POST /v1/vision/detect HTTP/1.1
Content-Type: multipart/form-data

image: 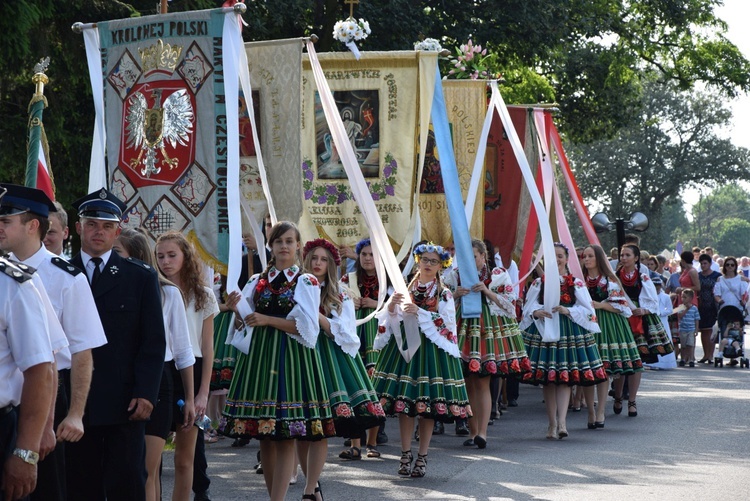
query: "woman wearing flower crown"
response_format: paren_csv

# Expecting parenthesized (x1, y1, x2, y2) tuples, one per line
(443, 239, 530, 449)
(520, 242, 607, 440)
(580, 244, 644, 429)
(372, 242, 470, 478)
(339, 237, 393, 458)
(614, 243, 673, 418)
(297, 238, 385, 497)
(223, 221, 334, 501)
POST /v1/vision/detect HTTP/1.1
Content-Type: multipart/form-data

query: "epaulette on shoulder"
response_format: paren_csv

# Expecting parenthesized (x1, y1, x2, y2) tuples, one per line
(51, 257, 83, 276)
(0, 257, 35, 283)
(125, 256, 154, 271)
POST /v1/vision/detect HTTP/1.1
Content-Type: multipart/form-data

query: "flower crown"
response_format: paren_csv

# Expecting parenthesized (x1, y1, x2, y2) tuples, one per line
(554, 242, 569, 254)
(303, 238, 341, 266)
(355, 238, 371, 255)
(413, 242, 452, 269)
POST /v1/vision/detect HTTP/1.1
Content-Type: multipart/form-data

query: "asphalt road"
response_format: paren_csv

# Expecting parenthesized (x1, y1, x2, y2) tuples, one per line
(162, 350, 750, 500)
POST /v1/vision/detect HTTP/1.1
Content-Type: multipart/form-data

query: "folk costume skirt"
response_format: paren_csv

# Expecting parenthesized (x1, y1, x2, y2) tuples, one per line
(595, 309, 644, 375)
(372, 331, 471, 423)
(222, 325, 335, 441)
(521, 315, 607, 386)
(317, 333, 386, 438)
(629, 300, 674, 364)
(211, 311, 238, 391)
(456, 301, 531, 378)
(356, 307, 380, 370)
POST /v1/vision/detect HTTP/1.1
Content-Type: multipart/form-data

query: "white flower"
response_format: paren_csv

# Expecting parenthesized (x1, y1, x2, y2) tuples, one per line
(333, 17, 372, 43)
(414, 38, 442, 52)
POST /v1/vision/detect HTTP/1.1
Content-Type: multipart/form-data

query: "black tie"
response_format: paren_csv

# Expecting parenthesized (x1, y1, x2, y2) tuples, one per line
(90, 257, 103, 286)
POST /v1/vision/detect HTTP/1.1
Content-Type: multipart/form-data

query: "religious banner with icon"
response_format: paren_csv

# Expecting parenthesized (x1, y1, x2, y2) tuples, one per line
(298, 50, 436, 249)
(419, 79, 486, 246)
(84, 9, 240, 272)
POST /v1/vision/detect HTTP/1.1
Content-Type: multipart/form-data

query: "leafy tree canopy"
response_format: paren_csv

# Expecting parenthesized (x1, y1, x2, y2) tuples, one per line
(0, 0, 748, 206)
(567, 78, 750, 252)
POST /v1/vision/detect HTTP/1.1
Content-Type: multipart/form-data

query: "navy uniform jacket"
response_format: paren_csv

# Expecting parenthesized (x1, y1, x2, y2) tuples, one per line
(71, 251, 165, 426)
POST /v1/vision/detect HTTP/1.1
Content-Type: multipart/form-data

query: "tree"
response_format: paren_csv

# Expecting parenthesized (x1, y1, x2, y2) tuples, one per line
(568, 78, 750, 251)
(715, 218, 750, 258)
(673, 184, 750, 252)
(1, 0, 749, 204)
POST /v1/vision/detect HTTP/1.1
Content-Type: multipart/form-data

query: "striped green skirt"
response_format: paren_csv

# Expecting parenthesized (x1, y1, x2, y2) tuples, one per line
(456, 301, 531, 378)
(211, 311, 238, 391)
(372, 331, 471, 423)
(521, 315, 607, 386)
(356, 307, 380, 369)
(595, 309, 644, 375)
(629, 299, 675, 363)
(221, 326, 335, 441)
(317, 333, 386, 437)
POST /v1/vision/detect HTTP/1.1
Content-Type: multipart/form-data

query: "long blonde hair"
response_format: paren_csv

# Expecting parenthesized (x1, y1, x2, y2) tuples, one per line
(302, 245, 342, 316)
(155, 231, 209, 311)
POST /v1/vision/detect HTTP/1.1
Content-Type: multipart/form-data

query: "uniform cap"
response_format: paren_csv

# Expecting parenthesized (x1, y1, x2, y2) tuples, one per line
(0, 183, 57, 218)
(72, 188, 126, 222)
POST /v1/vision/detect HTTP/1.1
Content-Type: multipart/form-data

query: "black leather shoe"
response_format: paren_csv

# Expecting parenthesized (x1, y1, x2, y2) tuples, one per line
(433, 421, 444, 435)
(376, 430, 388, 444)
(455, 420, 469, 436)
(508, 399, 518, 407)
(194, 490, 212, 501)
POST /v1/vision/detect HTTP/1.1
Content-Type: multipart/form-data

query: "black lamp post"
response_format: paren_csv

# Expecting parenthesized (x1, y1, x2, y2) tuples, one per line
(591, 212, 650, 254)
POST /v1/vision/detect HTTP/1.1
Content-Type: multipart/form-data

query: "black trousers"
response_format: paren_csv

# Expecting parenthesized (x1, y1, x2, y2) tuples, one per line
(65, 421, 147, 501)
(0, 406, 26, 501)
(191, 358, 210, 494)
(31, 370, 69, 501)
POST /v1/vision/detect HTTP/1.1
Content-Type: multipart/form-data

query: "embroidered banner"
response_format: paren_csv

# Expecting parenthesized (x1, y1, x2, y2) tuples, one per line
(419, 79, 485, 245)
(483, 106, 537, 265)
(298, 51, 434, 249)
(244, 39, 303, 223)
(89, 9, 238, 272)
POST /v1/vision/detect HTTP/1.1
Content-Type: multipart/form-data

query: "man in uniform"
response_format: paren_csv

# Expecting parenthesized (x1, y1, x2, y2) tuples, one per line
(42, 201, 69, 257)
(0, 184, 108, 501)
(65, 188, 165, 501)
(0, 186, 56, 500)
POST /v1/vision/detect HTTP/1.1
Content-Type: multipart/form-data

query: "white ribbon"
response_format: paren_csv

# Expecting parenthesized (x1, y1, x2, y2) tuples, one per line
(306, 42, 421, 361)
(489, 82, 559, 314)
(345, 41, 361, 60)
(82, 28, 107, 191)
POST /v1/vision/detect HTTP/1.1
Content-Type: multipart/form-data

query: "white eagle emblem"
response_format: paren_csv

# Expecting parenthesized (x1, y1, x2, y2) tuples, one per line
(125, 88, 194, 177)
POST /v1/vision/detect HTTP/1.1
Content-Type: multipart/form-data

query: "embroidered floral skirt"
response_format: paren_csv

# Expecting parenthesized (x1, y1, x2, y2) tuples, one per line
(317, 334, 386, 438)
(372, 331, 471, 423)
(456, 302, 531, 378)
(211, 311, 238, 391)
(356, 307, 380, 369)
(629, 301, 674, 364)
(595, 309, 644, 375)
(521, 315, 607, 386)
(221, 326, 335, 441)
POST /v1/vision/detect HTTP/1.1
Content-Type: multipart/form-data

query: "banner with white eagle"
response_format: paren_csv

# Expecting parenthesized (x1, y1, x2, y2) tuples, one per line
(83, 8, 245, 273)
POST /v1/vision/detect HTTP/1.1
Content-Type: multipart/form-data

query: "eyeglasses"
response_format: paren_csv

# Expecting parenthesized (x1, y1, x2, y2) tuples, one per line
(420, 258, 441, 266)
(726, 263, 736, 267)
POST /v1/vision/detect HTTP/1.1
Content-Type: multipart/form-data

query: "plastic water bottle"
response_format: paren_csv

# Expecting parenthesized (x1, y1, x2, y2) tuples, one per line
(177, 399, 212, 430)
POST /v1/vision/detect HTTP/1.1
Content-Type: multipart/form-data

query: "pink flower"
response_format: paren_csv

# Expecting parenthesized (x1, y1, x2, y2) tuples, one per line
(450, 404, 461, 416)
(416, 401, 427, 413)
(394, 400, 406, 413)
(335, 404, 352, 417)
(486, 361, 497, 374)
(435, 402, 447, 414)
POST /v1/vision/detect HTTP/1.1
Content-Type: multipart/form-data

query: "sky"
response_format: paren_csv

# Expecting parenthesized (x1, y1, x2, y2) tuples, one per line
(716, 0, 750, 150)
(682, 0, 750, 209)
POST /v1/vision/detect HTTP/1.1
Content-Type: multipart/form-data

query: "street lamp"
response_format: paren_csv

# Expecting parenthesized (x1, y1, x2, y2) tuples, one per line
(591, 212, 650, 252)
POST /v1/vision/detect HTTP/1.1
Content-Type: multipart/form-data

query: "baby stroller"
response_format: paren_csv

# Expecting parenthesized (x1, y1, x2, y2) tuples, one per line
(714, 305, 748, 368)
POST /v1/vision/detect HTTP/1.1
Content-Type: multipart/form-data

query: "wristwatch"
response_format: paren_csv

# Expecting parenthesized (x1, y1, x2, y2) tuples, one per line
(12, 448, 39, 465)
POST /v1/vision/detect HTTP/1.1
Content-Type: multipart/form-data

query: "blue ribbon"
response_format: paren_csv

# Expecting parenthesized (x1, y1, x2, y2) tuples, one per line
(430, 66, 480, 318)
